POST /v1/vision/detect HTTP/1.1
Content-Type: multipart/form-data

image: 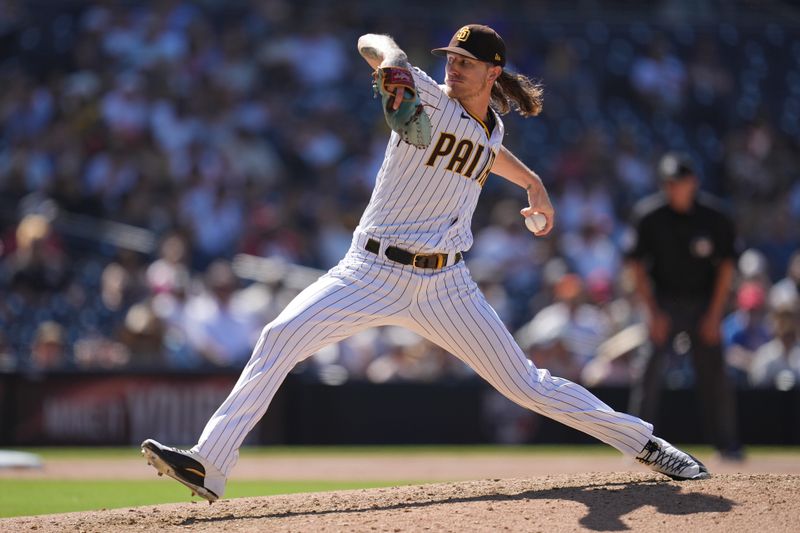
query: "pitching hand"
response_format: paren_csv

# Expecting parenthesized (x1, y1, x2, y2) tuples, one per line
(520, 184, 555, 236)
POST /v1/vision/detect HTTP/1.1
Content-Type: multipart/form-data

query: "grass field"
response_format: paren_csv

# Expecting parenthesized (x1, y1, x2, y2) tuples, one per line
(2, 445, 798, 518)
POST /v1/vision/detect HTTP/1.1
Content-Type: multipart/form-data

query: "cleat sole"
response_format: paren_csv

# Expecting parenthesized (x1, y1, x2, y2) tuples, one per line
(141, 445, 218, 503)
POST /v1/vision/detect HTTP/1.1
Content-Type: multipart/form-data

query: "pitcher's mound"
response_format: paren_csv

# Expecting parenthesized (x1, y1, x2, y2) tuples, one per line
(4, 473, 798, 532)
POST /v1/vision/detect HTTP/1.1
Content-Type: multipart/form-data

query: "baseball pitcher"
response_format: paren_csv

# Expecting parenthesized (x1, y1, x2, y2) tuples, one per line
(142, 24, 710, 502)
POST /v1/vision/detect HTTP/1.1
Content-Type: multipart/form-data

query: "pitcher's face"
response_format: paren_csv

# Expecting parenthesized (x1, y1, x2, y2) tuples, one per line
(444, 53, 499, 100)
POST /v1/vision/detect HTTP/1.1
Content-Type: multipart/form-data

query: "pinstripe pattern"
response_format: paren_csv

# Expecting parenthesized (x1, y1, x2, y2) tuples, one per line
(195, 244, 652, 477)
(188, 63, 654, 482)
(407, 265, 652, 456)
(195, 249, 418, 475)
(358, 66, 503, 255)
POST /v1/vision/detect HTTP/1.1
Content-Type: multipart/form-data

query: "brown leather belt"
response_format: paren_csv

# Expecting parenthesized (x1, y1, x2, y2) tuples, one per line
(365, 238, 462, 269)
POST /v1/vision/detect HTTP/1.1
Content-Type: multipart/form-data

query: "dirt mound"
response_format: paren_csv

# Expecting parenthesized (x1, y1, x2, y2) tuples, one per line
(4, 473, 798, 532)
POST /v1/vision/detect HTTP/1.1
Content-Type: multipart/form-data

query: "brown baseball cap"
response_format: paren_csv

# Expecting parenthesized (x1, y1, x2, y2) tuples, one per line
(432, 24, 506, 67)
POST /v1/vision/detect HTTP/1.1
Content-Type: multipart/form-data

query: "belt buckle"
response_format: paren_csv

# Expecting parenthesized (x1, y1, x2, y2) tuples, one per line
(412, 253, 444, 269)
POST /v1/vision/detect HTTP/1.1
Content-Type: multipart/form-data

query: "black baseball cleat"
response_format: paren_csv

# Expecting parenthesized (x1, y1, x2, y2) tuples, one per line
(141, 439, 225, 503)
(636, 437, 711, 481)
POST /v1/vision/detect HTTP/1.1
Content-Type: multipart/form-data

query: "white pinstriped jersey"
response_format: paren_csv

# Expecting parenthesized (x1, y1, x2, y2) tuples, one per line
(356, 65, 505, 254)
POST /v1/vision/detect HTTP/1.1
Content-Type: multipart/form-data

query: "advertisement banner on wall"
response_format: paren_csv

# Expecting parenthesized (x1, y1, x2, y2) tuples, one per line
(4, 374, 238, 445)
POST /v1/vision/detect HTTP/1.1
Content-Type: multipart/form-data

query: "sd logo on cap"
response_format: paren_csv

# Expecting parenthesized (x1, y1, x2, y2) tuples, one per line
(432, 24, 506, 67)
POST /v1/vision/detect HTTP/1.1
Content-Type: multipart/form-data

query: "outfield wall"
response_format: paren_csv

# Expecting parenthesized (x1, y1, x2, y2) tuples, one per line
(1, 373, 798, 446)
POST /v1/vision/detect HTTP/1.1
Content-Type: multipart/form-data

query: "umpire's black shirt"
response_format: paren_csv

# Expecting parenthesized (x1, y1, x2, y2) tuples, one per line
(628, 192, 737, 305)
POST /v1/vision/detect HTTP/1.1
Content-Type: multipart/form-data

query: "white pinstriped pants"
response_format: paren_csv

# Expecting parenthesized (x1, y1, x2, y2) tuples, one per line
(195, 233, 653, 477)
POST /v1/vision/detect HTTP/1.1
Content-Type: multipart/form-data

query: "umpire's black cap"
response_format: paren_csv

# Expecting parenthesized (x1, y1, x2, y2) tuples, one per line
(657, 152, 696, 182)
(432, 24, 506, 67)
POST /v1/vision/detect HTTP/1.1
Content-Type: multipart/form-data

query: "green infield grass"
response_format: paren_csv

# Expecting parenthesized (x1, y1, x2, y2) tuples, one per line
(0, 479, 416, 518)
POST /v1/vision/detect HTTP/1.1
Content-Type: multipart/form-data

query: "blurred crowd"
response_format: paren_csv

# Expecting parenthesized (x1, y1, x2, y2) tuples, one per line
(1, 0, 799, 390)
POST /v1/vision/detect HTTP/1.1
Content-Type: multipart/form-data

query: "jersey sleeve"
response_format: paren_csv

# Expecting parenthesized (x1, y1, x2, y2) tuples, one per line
(409, 66, 444, 108)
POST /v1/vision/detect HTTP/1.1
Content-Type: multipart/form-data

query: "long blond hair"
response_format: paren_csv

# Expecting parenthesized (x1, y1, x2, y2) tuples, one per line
(491, 70, 544, 117)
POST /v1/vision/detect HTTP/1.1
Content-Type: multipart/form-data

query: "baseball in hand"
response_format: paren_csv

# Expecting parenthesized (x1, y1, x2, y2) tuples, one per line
(525, 213, 547, 233)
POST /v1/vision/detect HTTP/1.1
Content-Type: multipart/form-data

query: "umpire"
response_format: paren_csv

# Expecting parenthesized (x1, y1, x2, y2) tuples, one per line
(627, 152, 742, 459)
